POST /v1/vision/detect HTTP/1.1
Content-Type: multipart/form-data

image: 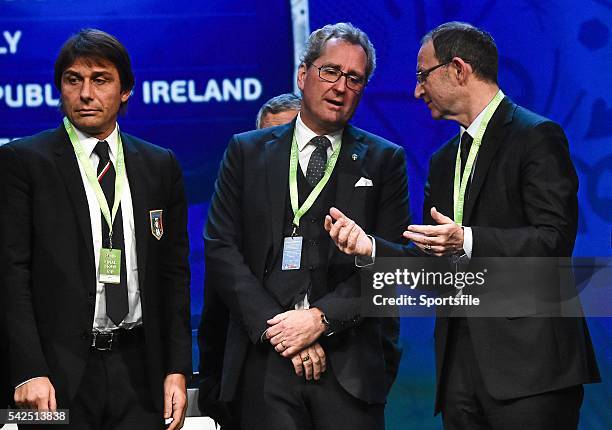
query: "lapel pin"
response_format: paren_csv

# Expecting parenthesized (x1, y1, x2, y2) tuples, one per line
(351, 154, 358, 161)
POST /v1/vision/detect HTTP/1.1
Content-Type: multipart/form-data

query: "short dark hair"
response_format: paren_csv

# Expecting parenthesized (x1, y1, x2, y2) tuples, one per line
(301, 22, 376, 82)
(256, 93, 301, 129)
(54, 29, 134, 111)
(422, 22, 498, 84)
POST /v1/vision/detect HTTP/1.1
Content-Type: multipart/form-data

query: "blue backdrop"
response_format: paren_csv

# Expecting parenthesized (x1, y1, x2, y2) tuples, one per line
(1, 1, 610, 428)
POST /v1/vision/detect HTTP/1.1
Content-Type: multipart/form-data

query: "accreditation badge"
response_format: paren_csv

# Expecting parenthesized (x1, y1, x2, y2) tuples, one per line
(149, 209, 164, 240)
(281, 236, 303, 270)
(99, 248, 121, 284)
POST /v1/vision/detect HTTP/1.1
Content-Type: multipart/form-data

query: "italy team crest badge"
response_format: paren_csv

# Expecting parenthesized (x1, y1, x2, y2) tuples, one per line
(149, 209, 164, 240)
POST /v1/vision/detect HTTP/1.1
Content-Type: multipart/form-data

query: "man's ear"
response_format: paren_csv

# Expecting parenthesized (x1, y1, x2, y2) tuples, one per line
(451, 57, 472, 85)
(297, 63, 307, 92)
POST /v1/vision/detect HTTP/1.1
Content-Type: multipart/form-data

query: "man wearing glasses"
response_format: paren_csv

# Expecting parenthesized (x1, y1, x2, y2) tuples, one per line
(202, 22, 409, 429)
(326, 21, 600, 430)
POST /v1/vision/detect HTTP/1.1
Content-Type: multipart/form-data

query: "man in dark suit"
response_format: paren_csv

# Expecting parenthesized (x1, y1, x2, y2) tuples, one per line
(0, 29, 191, 429)
(201, 22, 409, 429)
(198, 93, 301, 430)
(326, 21, 600, 430)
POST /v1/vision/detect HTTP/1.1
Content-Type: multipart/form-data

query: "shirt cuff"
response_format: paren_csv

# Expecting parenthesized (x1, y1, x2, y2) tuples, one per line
(355, 235, 376, 267)
(16, 376, 45, 389)
(462, 227, 473, 258)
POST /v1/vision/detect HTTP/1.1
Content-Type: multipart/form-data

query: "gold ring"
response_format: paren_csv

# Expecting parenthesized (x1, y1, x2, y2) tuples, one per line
(302, 355, 311, 362)
(281, 340, 286, 348)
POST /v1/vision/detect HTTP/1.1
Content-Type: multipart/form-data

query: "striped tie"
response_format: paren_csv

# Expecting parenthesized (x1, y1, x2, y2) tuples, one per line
(93, 141, 128, 326)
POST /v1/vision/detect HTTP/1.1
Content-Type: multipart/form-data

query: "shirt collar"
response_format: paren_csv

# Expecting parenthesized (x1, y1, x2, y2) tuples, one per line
(460, 89, 505, 139)
(295, 112, 342, 152)
(73, 123, 120, 159)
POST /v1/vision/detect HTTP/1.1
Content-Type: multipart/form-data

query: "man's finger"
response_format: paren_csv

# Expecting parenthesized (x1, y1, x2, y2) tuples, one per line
(266, 312, 287, 325)
(406, 224, 436, 235)
(168, 395, 186, 430)
(302, 356, 313, 380)
(310, 350, 322, 380)
(430, 207, 453, 225)
(48, 387, 57, 411)
(164, 389, 173, 419)
(269, 332, 285, 346)
(324, 215, 333, 232)
(347, 225, 361, 252)
(265, 324, 283, 339)
(329, 207, 346, 221)
(282, 344, 302, 358)
(337, 220, 355, 246)
(35, 395, 48, 411)
(291, 355, 304, 376)
(313, 343, 326, 371)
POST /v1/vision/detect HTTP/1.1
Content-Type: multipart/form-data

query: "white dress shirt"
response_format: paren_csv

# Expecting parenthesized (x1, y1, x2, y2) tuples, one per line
(73, 124, 142, 331)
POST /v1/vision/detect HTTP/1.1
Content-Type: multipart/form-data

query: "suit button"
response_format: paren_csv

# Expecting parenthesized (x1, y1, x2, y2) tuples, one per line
(81, 331, 89, 340)
(88, 292, 95, 300)
(310, 218, 316, 223)
(309, 265, 315, 270)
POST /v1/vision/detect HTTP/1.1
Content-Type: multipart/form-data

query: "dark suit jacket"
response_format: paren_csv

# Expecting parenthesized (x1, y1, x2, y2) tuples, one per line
(0, 125, 192, 411)
(201, 120, 409, 405)
(381, 97, 600, 412)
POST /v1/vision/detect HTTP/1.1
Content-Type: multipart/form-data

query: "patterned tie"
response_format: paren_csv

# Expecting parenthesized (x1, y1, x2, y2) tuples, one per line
(93, 141, 128, 326)
(305, 136, 332, 187)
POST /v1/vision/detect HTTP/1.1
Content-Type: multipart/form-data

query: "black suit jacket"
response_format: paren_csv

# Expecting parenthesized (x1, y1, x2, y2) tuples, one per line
(0, 125, 192, 411)
(201, 121, 409, 405)
(383, 97, 600, 412)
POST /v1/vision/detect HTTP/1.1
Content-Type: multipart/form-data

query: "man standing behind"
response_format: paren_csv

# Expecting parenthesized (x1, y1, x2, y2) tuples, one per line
(0, 29, 191, 429)
(203, 22, 409, 429)
(326, 22, 600, 430)
(255, 93, 301, 129)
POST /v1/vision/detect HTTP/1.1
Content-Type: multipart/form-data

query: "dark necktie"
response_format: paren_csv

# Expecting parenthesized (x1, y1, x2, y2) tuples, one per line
(93, 141, 128, 326)
(460, 132, 473, 175)
(305, 136, 332, 187)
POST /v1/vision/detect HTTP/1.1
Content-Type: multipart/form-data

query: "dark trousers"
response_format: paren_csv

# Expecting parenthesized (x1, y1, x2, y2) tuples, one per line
(20, 329, 162, 430)
(236, 343, 385, 430)
(440, 318, 584, 430)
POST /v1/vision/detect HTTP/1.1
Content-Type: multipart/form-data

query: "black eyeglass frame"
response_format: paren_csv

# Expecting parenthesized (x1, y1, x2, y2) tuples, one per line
(311, 63, 366, 92)
(416, 61, 451, 84)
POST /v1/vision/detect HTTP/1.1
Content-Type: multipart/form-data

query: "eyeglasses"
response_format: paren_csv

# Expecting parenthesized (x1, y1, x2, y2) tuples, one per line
(416, 61, 450, 84)
(311, 63, 366, 92)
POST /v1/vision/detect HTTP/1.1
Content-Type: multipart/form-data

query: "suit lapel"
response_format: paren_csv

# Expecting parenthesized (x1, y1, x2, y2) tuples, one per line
(53, 126, 95, 269)
(121, 133, 150, 293)
(265, 122, 294, 264)
(463, 98, 516, 224)
(334, 125, 368, 220)
(329, 125, 368, 258)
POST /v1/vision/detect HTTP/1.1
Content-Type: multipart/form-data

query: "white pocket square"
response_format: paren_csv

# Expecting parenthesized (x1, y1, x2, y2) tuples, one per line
(355, 177, 373, 187)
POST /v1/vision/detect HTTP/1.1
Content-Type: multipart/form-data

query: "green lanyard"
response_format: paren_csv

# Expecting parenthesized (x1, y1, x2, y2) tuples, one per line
(453, 91, 504, 225)
(289, 133, 341, 230)
(63, 117, 126, 247)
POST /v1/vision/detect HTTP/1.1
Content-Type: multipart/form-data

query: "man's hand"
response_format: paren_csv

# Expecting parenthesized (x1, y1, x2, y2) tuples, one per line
(290, 342, 327, 381)
(403, 207, 464, 256)
(324, 207, 372, 256)
(163, 373, 187, 430)
(266, 308, 325, 357)
(14, 377, 56, 410)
